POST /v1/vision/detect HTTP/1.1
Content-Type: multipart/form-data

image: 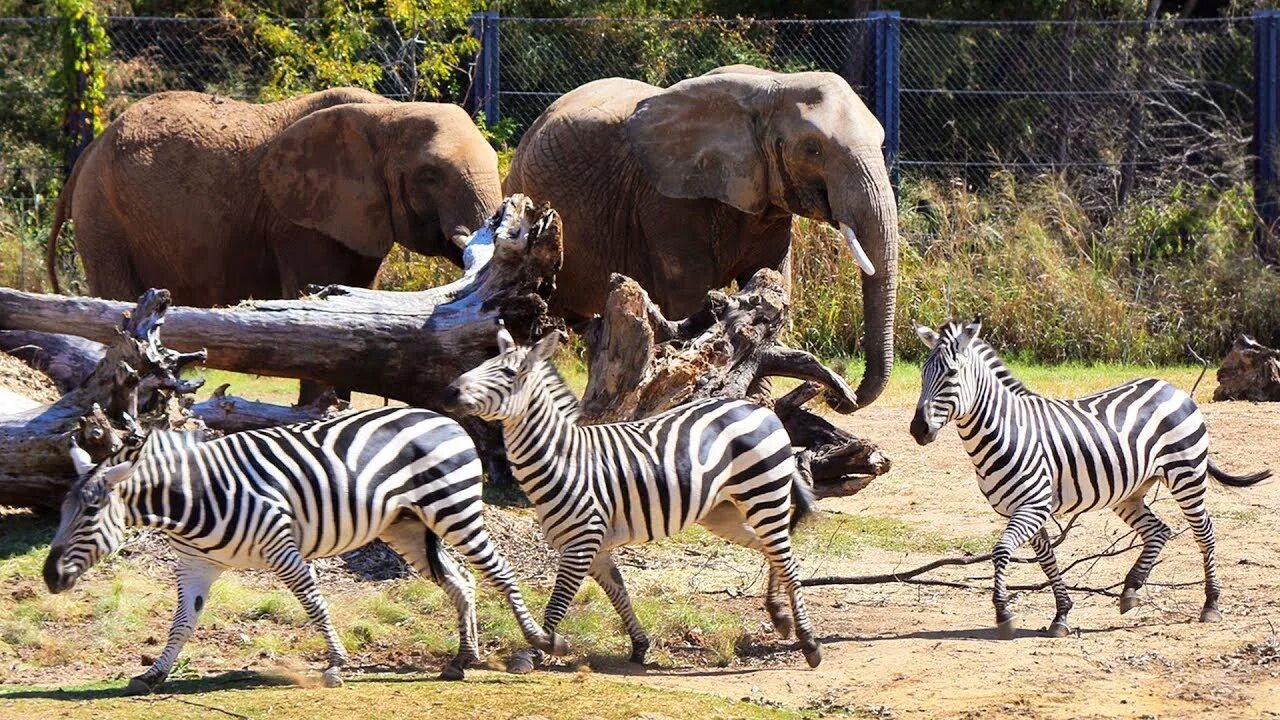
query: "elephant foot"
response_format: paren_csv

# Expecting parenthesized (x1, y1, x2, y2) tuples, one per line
(506, 650, 538, 675)
(321, 667, 344, 688)
(996, 617, 1017, 640)
(801, 640, 823, 668)
(1200, 606, 1223, 623)
(124, 675, 157, 696)
(1046, 620, 1071, 638)
(1119, 588, 1140, 615)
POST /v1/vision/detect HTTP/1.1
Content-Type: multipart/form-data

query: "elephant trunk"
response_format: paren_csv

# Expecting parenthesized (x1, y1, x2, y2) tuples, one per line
(835, 155, 899, 409)
(439, 171, 503, 266)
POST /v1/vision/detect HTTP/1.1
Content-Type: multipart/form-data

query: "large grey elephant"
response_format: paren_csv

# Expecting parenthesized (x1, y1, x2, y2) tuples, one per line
(47, 88, 500, 306)
(505, 65, 899, 408)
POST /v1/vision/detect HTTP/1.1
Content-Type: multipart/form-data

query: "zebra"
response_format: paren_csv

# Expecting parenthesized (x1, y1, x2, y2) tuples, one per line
(442, 326, 823, 670)
(43, 407, 567, 694)
(910, 318, 1271, 639)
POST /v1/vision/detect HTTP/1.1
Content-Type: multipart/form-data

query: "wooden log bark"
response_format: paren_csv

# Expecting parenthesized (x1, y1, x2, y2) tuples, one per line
(0, 196, 561, 505)
(0, 290, 207, 508)
(1214, 334, 1280, 402)
(188, 384, 348, 434)
(0, 196, 562, 408)
(580, 271, 890, 499)
(0, 330, 105, 393)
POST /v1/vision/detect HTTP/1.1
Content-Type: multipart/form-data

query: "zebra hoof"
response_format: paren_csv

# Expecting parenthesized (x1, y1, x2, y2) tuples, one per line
(629, 640, 650, 665)
(506, 651, 537, 675)
(321, 668, 344, 688)
(123, 677, 154, 696)
(1200, 607, 1223, 623)
(1119, 589, 1140, 615)
(996, 618, 1016, 640)
(1046, 621, 1071, 638)
(802, 641, 823, 668)
(547, 633, 570, 657)
(438, 663, 466, 681)
(772, 615, 795, 640)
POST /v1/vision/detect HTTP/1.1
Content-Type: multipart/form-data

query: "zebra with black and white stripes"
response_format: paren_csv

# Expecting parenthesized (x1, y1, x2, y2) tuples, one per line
(43, 407, 566, 694)
(910, 318, 1271, 638)
(443, 327, 823, 669)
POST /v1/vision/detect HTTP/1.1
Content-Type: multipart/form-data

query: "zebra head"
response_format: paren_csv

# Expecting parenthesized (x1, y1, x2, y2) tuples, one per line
(911, 318, 983, 445)
(44, 438, 137, 594)
(443, 325, 567, 421)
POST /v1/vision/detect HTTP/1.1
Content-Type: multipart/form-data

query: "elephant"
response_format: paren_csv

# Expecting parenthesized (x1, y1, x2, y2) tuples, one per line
(504, 65, 899, 408)
(46, 88, 501, 307)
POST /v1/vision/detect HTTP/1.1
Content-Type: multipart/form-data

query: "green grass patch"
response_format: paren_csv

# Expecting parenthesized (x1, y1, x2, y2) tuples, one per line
(0, 672, 798, 720)
(797, 513, 996, 557)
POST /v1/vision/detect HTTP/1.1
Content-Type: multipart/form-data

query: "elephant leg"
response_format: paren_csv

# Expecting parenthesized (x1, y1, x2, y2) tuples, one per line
(73, 207, 145, 301)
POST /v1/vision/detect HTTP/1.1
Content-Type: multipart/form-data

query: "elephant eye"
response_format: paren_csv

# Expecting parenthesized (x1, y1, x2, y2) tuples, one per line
(802, 139, 821, 157)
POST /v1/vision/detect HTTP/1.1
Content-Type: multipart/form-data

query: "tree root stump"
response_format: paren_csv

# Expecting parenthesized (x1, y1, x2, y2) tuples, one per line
(580, 270, 889, 499)
(1214, 334, 1280, 402)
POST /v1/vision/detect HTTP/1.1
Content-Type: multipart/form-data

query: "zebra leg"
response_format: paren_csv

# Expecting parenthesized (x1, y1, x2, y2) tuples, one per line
(1028, 528, 1072, 637)
(1112, 496, 1172, 615)
(126, 557, 222, 695)
(588, 553, 649, 664)
(991, 507, 1051, 640)
(1169, 472, 1223, 622)
(742, 502, 821, 668)
(698, 502, 792, 638)
(270, 550, 348, 688)
(507, 540, 599, 675)
(380, 520, 480, 681)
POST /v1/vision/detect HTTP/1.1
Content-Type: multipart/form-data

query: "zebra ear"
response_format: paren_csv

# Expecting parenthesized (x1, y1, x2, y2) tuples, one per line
(914, 324, 940, 349)
(957, 318, 982, 350)
(100, 460, 135, 490)
(496, 322, 516, 353)
(68, 438, 95, 477)
(521, 330, 565, 373)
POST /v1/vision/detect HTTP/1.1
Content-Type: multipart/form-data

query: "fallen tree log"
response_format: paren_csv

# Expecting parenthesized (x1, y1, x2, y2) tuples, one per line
(580, 271, 890, 499)
(1214, 334, 1280, 402)
(189, 384, 347, 434)
(0, 330, 104, 393)
(0, 196, 562, 504)
(0, 290, 207, 507)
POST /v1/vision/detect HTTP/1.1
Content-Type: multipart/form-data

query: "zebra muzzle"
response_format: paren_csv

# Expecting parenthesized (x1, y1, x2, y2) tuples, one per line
(42, 545, 77, 594)
(909, 412, 938, 445)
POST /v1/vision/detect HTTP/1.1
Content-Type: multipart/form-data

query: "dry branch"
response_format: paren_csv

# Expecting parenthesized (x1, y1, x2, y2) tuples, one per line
(579, 270, 890, 499)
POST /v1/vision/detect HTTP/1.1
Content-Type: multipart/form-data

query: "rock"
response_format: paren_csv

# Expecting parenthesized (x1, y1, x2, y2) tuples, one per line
(1214, 334, 1280, 402)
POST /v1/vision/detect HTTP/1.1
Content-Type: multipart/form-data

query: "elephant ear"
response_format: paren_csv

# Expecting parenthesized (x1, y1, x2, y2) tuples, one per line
(623, 72, 771, 215)
(259, 104, 394, 258)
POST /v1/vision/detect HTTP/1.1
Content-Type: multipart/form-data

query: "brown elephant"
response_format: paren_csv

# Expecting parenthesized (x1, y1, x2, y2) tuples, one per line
(46, 88, 500, 306)
(505, 65, 899, 408)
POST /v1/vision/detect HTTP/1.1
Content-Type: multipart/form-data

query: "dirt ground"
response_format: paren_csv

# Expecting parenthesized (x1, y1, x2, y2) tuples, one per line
(619, 401, 1280, 719)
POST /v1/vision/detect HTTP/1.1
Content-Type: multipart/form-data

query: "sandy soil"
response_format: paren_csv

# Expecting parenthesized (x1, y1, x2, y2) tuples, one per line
(621, 401, 1280, 719)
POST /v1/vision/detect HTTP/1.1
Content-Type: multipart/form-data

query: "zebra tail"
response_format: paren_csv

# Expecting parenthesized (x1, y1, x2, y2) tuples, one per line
(789, 472, 817, 531)
(1207, 460, 1272, 488)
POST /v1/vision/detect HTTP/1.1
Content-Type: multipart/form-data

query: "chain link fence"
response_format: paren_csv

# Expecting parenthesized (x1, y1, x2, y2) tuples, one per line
(0, 14, 1265, 291)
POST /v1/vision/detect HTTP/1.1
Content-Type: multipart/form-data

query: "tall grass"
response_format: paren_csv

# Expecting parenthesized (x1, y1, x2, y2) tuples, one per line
(791, 175, 1280, 364)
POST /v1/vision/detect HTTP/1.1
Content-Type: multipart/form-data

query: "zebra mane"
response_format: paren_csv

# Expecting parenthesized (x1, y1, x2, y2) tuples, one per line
(938, 321, 1035, 397)
(533, 359, 583, 424)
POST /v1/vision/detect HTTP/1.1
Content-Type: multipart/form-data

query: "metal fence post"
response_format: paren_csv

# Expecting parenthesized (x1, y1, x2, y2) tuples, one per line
(866, 10, 901, 192)
(63, 15, 95, 176)
(1255, 10, 1280, 246)
(467, 11, 500, 123)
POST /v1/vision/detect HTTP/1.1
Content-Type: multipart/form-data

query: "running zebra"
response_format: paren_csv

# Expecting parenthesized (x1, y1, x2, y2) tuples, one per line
(443, 327, 822, 669)
(43, 408, 566, 694)
(910, 318, 1271, 638)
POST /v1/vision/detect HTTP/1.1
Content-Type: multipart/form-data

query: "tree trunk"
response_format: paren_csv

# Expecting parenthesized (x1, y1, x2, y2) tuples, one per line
(0, 196, 563, 506)
(0, 330, 104, 393)
(580, 270, 890, 500)
(1213, 334, 1280, 402)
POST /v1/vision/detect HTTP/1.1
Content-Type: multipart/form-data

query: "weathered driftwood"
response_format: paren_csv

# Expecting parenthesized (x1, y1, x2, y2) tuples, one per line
(0, 330, 105, 393)
(1214, 334, 1280, 402)
(580, 271, 890, 499)
(0, 197, 561, 502)
(0, 290, 207, 507)
(0, 196, 561, 408)
(188, 384, 348, 434)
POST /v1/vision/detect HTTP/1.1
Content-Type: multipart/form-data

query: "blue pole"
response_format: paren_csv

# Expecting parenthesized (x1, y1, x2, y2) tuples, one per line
(1255, 10, 1279, 240)
(484, 10, 501, 123)
(867, 11, 901, 193)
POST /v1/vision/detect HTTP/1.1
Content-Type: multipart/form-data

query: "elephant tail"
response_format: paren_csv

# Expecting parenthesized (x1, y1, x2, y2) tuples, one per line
(46, 161, 80, 295)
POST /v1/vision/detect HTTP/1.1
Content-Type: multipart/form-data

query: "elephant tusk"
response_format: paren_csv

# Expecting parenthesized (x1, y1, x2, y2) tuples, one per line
(839, 223, 876, 276)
